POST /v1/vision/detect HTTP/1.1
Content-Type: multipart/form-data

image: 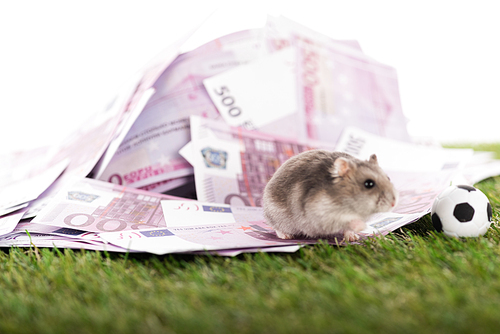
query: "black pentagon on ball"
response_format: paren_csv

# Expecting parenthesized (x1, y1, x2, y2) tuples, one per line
(457, 185, 477, 192)
(453, 202, 475, 222)
(432, 213, 443, 232)
(487, 202, 493, 222)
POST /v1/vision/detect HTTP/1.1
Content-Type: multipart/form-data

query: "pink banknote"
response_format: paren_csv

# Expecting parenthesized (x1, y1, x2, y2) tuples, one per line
(98, 29, 264, 188)
(266, 16, 410, 143)
(184, 115, 336, 207)
(32, 178, 182, 233)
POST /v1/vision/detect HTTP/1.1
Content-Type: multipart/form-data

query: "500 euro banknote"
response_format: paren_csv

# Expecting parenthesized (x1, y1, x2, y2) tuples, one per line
(181, 115, 336, 207)
(32, 178, 181, 233)
(97, 29, 265, 189)
(203, 16, 409, 148)
(265, 16, 410, 144)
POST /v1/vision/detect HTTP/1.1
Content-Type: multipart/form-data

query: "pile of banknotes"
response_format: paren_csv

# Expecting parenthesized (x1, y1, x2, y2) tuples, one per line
(1, 16, 499, 256)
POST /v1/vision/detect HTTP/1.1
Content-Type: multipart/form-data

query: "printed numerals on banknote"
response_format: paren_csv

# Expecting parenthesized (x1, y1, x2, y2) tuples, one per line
(32, 178, 180, 233)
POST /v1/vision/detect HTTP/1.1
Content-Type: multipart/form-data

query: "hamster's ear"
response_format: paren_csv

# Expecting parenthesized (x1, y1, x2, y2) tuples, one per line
(368, 154, 378, 165)
(331, 157, 351, 178)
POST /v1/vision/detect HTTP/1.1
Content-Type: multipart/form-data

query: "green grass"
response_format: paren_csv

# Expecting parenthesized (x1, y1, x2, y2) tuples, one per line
(2, 146, 500, 333)
(444, 142, 500, 159)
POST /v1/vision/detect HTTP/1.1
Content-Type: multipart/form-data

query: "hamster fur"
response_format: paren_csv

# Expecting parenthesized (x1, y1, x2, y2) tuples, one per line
(262, 150, 398, 242)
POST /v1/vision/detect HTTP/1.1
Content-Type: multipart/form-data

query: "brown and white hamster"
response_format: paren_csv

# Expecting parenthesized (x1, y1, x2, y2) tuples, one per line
(262, 150, 398, 242)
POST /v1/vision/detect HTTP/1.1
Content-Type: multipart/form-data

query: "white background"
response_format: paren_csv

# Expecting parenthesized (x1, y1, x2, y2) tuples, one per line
(1, 0, 499, 154)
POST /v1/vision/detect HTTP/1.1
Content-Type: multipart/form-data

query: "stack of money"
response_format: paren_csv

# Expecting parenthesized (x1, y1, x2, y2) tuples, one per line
(1, 16, 499, 256)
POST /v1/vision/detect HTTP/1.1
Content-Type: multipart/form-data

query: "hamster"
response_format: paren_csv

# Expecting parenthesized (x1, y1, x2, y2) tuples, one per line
(262, 150, 398, 242)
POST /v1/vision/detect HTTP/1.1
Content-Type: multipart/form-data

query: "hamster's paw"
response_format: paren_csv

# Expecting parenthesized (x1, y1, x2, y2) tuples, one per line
(275, 229, 295, 239)
(343, 230, 360, 242)
(349, 219, 367, 232)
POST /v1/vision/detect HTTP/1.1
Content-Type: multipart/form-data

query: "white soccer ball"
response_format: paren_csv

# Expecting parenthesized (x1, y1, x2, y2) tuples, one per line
(431, 185, 493, 238)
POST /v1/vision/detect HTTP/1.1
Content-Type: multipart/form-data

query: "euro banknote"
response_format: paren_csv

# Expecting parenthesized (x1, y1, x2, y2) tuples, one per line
(0, 146, 55, 187)
(0, 232, 131, 252)
(0, 158, 68, 213)
(263, 15, 363, 54)
(32, 178, 181, 233)
(97, 199, 430, 256)
(182, 115, 336, 206)
(294, 35, 409, 143)
(203, 47, 305, 139)
(265, 16, 410, 143)
(0, 100, 124, 215)
(91, 22, 203, 181)
(0, 210, 27, 237)
(161, 199, 265, 227)
(203, 16, 409, 146)
(97, 29, 265, 189)
(21, 102, 133, 218)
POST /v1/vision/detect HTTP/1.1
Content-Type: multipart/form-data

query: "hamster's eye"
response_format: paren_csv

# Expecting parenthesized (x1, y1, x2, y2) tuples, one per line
(364, 179, 375, 189)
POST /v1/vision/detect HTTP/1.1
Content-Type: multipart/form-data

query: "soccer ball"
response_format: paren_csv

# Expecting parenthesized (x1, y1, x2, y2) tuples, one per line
(431, 185, 493, 238)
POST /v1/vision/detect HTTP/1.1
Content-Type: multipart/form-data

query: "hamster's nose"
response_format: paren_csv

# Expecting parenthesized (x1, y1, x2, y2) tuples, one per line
(391, 192, 399, 208)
